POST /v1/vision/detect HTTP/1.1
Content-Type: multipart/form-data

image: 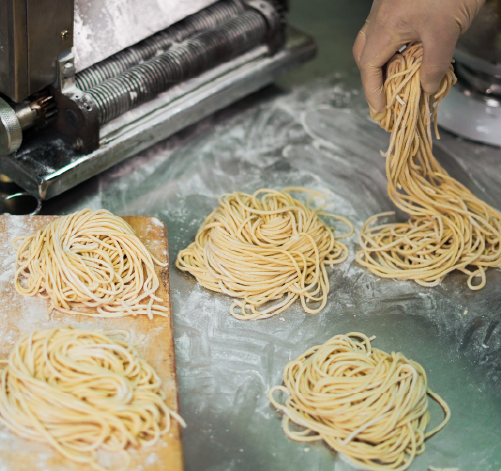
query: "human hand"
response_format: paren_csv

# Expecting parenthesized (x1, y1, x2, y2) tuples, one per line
(353, 0, 485, 116)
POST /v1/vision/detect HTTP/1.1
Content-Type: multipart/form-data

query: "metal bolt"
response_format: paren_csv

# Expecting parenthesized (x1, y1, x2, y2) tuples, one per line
(61, 30, 70, 40)
(73, 138, 84, 151)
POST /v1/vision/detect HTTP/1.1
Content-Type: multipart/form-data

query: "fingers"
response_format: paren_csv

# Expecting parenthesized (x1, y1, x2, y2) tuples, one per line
(356, 30, 406, 115)
(420, 29, 459, 95)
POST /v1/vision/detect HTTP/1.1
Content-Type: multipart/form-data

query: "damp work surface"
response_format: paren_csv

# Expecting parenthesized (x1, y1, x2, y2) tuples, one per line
(39, 2, 501, 470)
(0, 215, 183, 471)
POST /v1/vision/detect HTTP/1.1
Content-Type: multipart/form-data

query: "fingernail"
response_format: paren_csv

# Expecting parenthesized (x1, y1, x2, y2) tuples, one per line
(369, 106, 386, 122)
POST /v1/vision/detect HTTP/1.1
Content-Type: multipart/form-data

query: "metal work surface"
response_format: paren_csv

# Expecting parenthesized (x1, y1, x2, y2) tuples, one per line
(39, 1, 501, 470)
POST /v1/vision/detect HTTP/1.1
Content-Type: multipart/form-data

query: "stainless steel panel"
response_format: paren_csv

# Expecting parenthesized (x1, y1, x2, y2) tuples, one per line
(26, 0, 74, 96)
(0, 0, 73, 103)
(0, 0, 28, 102)
(74, 0, 218, 72)
(438, 85, 501, 146)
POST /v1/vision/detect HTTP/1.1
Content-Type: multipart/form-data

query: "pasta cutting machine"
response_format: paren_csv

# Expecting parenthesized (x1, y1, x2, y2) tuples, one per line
(0, 0, 316, 199)
(438, 0, 501, 146)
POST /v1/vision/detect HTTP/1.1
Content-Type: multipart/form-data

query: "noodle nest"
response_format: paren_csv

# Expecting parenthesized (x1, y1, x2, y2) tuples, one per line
(269, 332, 450, 471)
(0, 326, 185, 471)
(176, 188, 353, 319)
(14, 209, 168, 318)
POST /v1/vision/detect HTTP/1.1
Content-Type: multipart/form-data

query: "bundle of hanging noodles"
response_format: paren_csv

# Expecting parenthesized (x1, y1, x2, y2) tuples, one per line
(357, 42, 501, 289)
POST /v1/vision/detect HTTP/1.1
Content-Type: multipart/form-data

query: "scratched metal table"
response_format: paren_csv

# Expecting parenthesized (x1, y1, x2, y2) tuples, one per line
(41, 0, 501, 470)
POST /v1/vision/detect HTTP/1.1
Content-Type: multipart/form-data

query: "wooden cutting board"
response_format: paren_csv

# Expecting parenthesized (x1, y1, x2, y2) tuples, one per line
(0, 215, 183, 471)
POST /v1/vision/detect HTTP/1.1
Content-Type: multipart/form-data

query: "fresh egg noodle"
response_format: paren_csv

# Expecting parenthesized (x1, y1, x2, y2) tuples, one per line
(176, 188, 353, 319)
(0, 326, 185, 471)
(13, 209, 168, 318)
(269, 332, 450, 471)
(357, 42, 501, 289)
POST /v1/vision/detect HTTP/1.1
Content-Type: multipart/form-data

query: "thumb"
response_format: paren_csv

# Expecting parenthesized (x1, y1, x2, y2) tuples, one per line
(420, 32, 458, 95)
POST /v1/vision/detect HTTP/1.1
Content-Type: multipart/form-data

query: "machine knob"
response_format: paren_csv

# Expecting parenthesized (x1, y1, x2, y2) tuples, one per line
(0, 97, 22, 156)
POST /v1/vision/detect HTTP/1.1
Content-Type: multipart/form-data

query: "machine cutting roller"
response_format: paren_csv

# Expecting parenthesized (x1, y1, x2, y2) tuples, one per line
(75, 0, 246, 91)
